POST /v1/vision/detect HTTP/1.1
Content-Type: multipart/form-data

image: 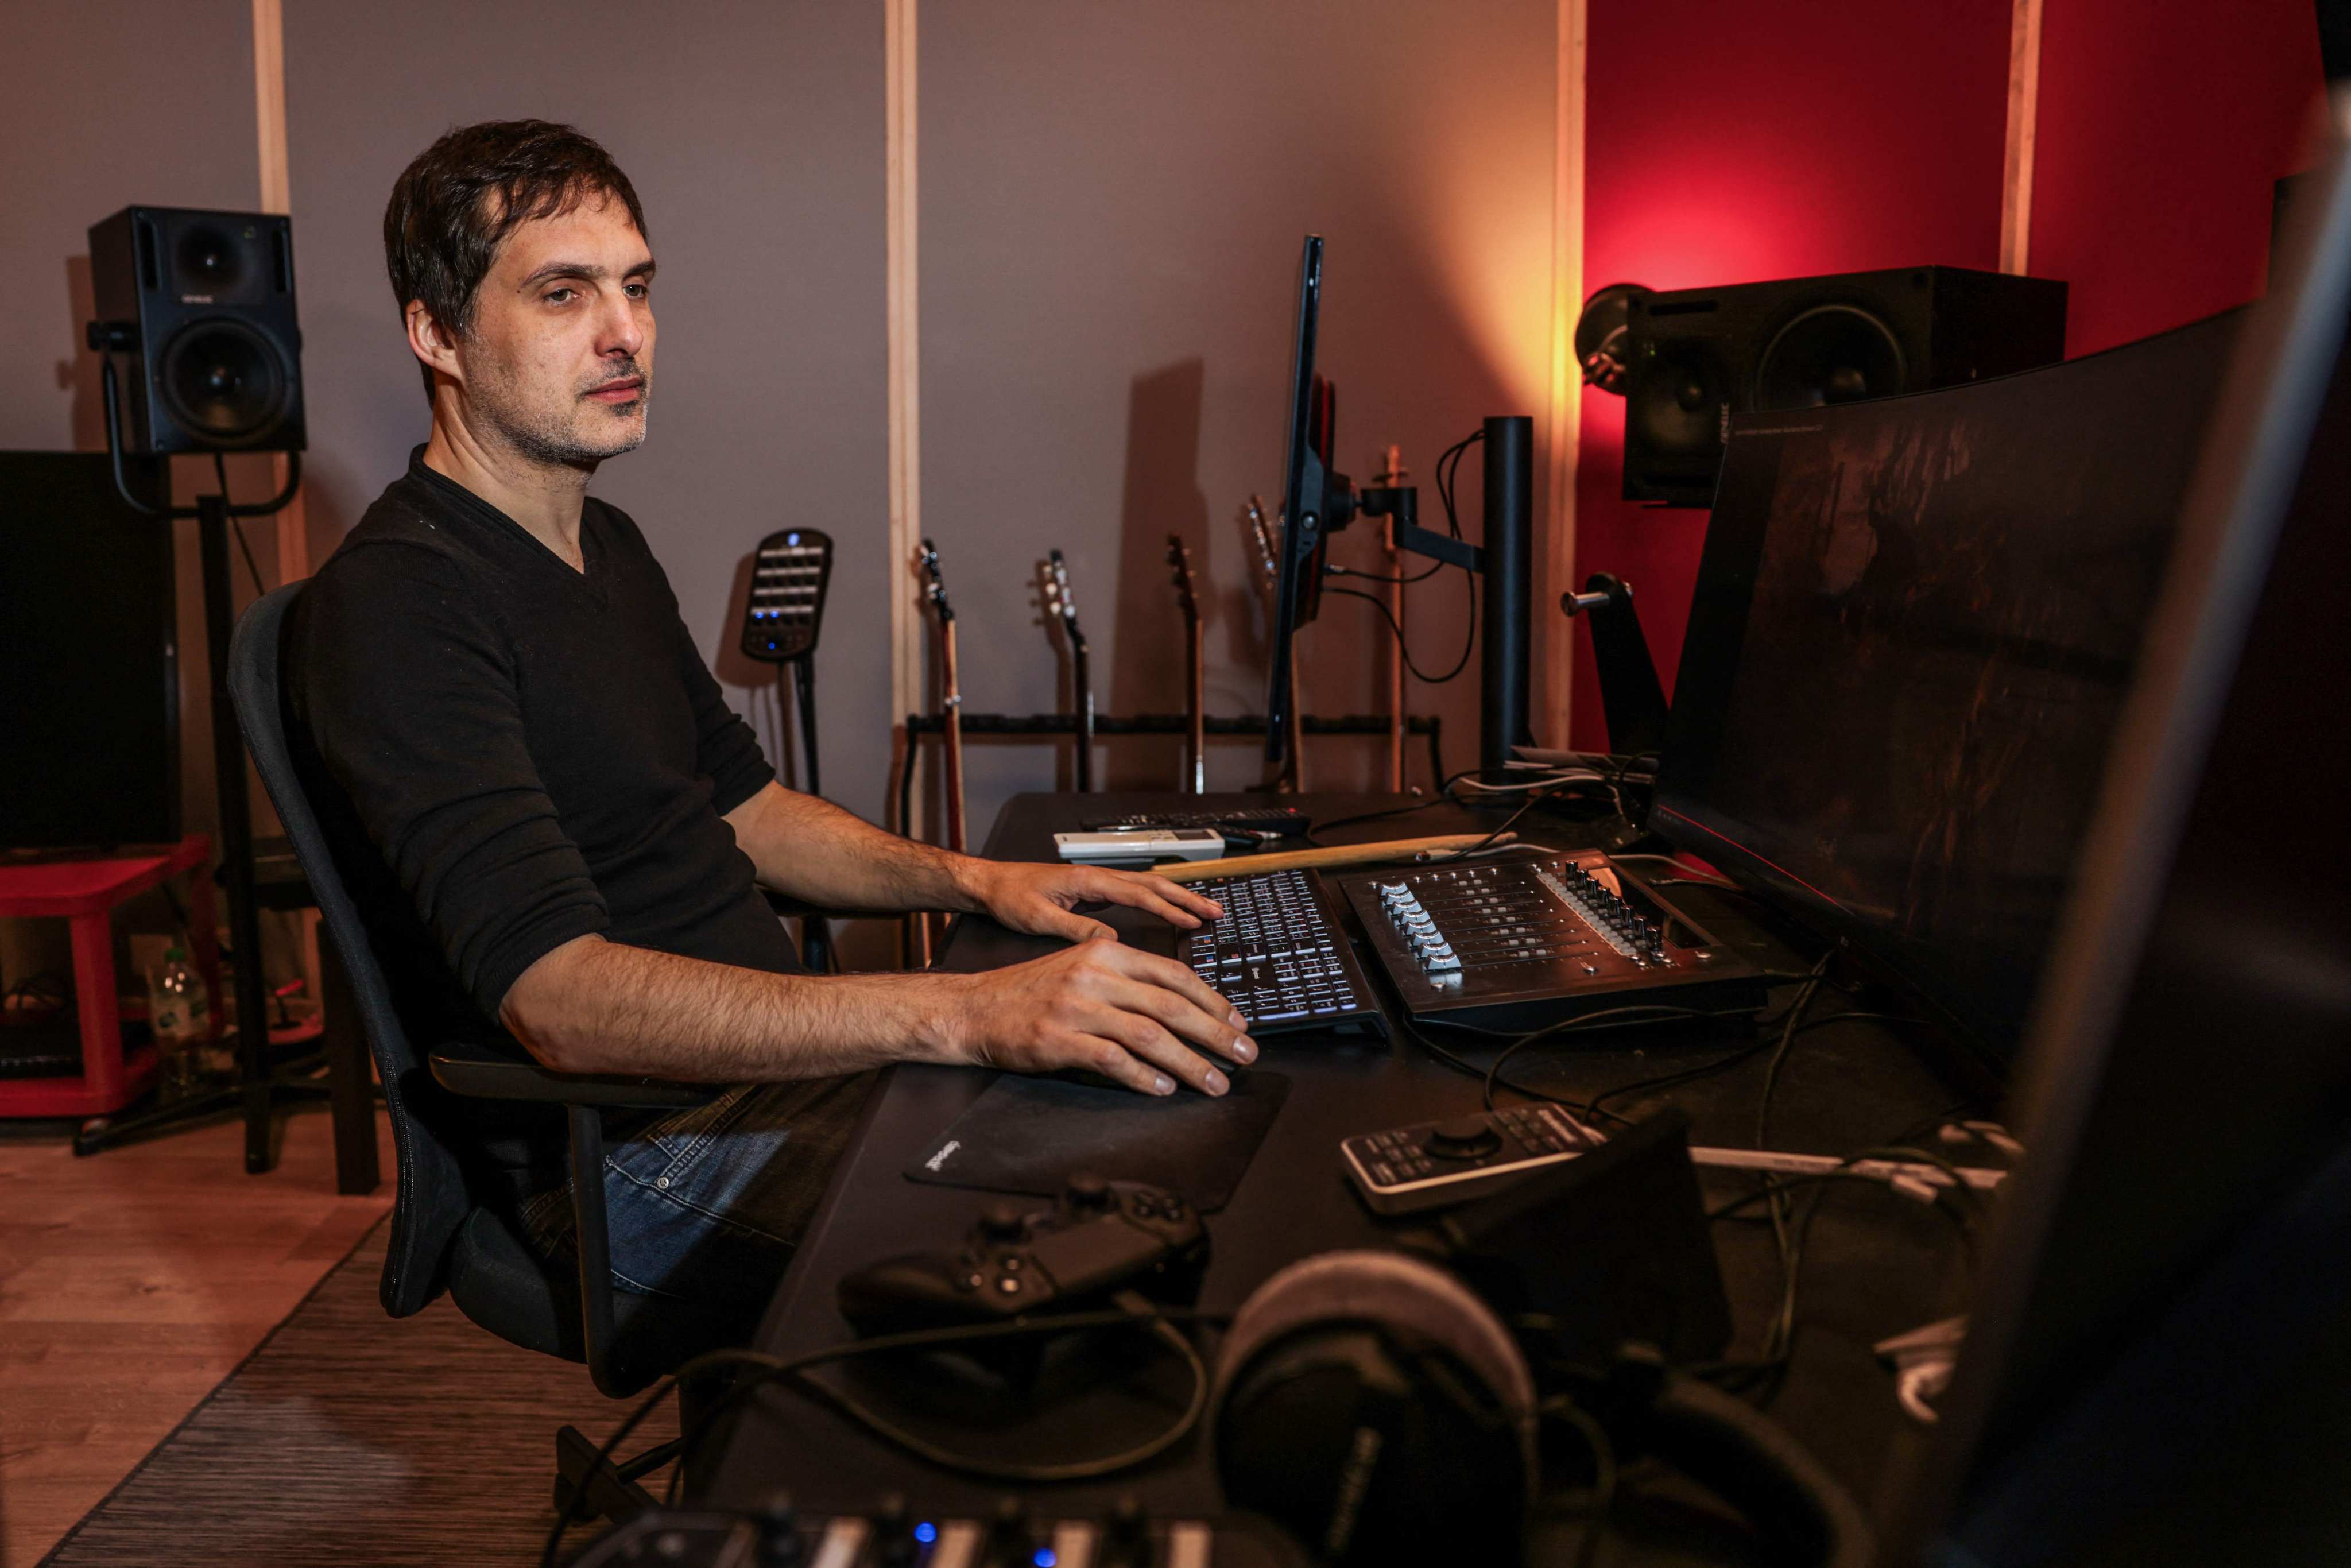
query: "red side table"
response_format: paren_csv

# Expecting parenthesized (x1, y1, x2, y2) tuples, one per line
(0, 836, 221, 1118)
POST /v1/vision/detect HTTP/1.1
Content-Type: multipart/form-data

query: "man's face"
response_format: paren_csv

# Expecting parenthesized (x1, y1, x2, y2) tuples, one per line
(446, 191, 656, 467)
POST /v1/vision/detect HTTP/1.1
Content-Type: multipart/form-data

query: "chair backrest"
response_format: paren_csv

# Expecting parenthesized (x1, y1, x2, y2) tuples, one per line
(228, 582, 471, 1318)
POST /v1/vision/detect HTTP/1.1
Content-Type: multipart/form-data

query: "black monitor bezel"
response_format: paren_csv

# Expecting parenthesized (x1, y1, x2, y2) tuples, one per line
(1264, 234, 1324, 767)
(1649, 310, 2247, 1062)
(1884, 133, 2351, 1561)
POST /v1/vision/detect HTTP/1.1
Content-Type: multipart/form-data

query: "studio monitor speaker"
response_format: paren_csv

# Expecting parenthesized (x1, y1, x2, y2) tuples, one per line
(1622, 264, 2065, 507)
(87, 206, 305, 454)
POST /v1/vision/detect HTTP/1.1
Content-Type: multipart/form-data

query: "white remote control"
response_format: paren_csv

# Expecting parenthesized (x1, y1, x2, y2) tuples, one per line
(1052, 828, 1227, 864)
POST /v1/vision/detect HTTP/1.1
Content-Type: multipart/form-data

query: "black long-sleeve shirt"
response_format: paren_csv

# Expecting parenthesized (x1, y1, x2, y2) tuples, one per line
(291, 447, 801, 1180)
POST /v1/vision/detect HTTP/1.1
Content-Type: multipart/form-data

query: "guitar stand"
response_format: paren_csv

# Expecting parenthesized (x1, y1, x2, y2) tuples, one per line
(780, 653, 833, 972)
(896, 710, 1448, 835)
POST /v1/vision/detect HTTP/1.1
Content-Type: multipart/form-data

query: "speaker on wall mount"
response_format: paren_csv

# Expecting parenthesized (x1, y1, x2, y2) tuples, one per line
(86, 206, 305, 454)
(1618, 265, 2066, 507)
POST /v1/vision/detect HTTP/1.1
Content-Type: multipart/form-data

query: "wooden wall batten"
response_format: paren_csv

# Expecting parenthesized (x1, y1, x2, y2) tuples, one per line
(886, 0, 925, 837)
(2000, 0, 2045, 275)
(251, 0, 308, 580)
(1545, 0, 1589, 744)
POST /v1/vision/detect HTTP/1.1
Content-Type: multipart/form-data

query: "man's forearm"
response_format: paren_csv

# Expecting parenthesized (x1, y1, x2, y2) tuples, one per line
(724, 783, 984, 915)
(502, 932, 969, 1079)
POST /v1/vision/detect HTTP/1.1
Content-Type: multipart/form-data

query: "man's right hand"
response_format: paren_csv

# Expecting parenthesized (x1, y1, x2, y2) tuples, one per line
(935, 938, 1257, 1096)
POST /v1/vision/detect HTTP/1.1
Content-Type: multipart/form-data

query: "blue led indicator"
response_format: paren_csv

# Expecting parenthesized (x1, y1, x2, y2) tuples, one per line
(913, 1521, 938, 1545)
(1034, 1552, 1058, 1568)
(786, 532, 800, 545)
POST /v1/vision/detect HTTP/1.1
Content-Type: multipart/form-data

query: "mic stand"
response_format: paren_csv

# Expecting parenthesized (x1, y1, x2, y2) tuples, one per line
(1338, 415, 1536, 784)
(82, 352, 329, 1174)
(788, 654, 832, 973)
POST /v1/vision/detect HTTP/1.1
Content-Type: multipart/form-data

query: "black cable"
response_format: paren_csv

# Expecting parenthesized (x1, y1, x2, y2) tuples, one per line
(1326, 586, 1476, 683)
(1581, 1009, 1931, 1123)
(1303, 764, 1610, 845)
(1326, 560, 1445, 586)
(213, 454, 270, 597)
(544, 1304, 1216, 1568)
(1480, 1002, 1763, 1114)
(1756, 954, 1835, 1156)
(1535, 1394, 1620, 1568)
(1703, 1162, 1980, 1226)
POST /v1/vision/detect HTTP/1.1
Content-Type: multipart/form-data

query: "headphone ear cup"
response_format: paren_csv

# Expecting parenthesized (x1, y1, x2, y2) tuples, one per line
(1211, 1251, 1537, 1565)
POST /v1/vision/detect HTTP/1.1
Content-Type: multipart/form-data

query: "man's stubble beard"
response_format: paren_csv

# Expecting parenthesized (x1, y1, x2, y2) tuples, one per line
(475, 355, 651, 469)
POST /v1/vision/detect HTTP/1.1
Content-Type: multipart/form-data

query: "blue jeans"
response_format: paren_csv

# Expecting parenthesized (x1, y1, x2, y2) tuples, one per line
(522, 1073, 874, 1313)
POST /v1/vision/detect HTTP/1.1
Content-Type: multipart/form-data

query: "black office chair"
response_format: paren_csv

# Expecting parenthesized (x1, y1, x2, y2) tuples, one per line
(228, 581, 753, 1523)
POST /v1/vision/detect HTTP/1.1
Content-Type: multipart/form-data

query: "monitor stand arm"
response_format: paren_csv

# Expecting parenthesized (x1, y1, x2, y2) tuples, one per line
(1323, 415, 1534, 782)
(1561, 573, 1671, 759)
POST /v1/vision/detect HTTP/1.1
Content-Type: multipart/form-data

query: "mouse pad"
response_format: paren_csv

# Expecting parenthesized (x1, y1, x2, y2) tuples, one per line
(902, 1070, 1291, 1213)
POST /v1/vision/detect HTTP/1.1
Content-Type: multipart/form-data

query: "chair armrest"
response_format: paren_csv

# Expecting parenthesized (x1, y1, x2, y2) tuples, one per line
(428, 1039, 715, 1110)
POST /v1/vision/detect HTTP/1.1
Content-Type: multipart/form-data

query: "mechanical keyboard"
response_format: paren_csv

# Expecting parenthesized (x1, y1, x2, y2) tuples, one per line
(1178, 868, 1387, 1038)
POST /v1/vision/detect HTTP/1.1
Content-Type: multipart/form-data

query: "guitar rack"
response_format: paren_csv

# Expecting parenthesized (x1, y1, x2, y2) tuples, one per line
(894, 711, 1447, 833)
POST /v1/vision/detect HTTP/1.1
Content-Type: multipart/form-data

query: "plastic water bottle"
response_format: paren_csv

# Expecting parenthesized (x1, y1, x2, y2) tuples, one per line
(148, 946, 211, 1097)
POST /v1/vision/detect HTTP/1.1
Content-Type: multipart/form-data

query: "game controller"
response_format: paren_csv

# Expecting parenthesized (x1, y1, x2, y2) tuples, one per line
(838, 1175, 1209, 1337)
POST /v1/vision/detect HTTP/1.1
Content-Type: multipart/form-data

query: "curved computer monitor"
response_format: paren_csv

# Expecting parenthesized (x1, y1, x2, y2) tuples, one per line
(1651, 305, 2245, 1057)
(1885, 133, 2351, 1564)
(1265, 234, 1333, 768)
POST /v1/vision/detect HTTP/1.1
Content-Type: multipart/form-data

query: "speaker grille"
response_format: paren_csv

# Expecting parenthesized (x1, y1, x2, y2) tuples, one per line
(160, 318, 291, 446)
(1756, 304, 1908, 411)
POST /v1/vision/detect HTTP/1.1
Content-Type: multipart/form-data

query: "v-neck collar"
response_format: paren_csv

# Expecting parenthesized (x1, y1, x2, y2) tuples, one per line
(406, 446, 601, 587)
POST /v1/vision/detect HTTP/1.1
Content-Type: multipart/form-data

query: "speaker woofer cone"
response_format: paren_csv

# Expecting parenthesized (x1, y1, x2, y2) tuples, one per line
(159, 318, 288, 446)
(1755, 304, 1907, 411)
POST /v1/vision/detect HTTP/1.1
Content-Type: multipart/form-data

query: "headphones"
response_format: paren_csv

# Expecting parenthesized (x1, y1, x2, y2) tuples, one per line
(1211, 1250, 1537, 1565)
(1211, 1249, 1873, 1568)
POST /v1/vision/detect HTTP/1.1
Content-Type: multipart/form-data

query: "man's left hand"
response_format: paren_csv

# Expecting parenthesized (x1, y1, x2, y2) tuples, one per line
(966, 861, 1225, 945)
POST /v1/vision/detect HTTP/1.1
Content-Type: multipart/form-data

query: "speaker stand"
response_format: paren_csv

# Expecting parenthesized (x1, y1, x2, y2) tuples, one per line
(69, 484, 338, 1173)
(84, 355, 359, 1176)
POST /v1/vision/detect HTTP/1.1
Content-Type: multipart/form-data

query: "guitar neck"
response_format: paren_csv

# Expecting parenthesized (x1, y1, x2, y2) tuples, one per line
(938, 617, 967, 855)
(1184, 608, 1205, 793)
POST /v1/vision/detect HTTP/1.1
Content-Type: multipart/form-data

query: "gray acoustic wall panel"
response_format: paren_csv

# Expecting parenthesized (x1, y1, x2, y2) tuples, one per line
(919, 0, 1559, 837)
(284, 0, 891, 844)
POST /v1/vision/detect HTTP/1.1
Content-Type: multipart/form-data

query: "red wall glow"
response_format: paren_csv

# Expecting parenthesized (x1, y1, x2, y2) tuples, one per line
(1567, 0, 2323, 754)
(2030, 0, 2323, 358)
(1570, 0, 2013, 749)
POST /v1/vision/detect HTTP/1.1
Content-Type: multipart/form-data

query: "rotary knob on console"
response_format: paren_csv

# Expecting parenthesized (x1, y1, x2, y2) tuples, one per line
(978, 1203, 1029, 1244)
(1064, 1172, 1114, 1213)
(1424, 1116, 1501, 1160)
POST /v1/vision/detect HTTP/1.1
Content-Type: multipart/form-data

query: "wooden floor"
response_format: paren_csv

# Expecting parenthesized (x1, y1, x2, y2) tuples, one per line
(0, 1105, 394, 1567)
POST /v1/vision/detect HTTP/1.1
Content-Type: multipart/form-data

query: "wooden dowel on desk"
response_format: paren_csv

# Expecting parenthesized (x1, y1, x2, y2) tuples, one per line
(1153, 833, 1510, 884)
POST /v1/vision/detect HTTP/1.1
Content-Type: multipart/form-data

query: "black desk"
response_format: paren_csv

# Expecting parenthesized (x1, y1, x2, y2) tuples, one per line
(706, 791, 1989, 1536)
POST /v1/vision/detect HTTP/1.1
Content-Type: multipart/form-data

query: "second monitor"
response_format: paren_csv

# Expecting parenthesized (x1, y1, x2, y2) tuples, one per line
(1262, 234, 1536, 783)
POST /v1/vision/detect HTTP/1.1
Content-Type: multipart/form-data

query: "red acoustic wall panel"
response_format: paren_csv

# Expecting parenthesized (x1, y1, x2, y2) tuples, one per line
(2029, 0, 2323, 357)
(1570, 0, 2014, 749)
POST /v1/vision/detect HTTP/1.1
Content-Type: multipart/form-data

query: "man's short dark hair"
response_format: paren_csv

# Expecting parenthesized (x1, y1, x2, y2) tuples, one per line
(384, 119, 650, 400)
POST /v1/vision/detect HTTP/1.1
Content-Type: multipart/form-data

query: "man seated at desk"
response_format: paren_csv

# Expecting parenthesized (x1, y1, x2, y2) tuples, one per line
(293, 119, 1257, 1311)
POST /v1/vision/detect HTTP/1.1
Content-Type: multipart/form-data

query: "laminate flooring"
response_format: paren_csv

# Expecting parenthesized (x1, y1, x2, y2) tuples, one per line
(0, 1106, 394, 1567)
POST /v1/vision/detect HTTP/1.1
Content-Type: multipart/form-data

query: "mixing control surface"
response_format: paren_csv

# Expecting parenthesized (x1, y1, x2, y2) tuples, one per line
(1337, 851, 1767, 1031)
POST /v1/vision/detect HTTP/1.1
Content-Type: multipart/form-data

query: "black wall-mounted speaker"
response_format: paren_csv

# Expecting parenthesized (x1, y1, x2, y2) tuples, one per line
(87, 206, 305, 454)
(1622, 264, 2066, 507)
